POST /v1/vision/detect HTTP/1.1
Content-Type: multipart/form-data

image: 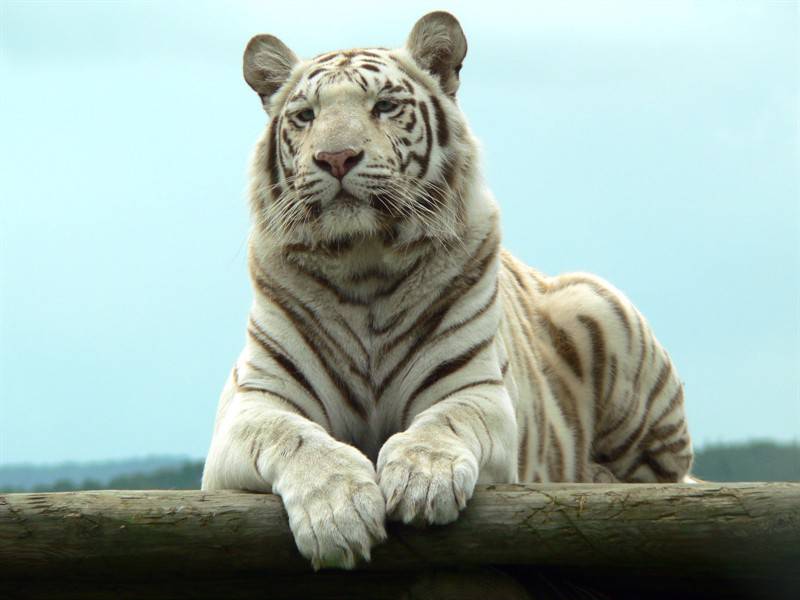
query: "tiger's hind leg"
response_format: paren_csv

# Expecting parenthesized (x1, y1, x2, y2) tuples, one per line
(536, 273, 693, 483)
(590, 315, 692, 482)
(590, 309, 693, 484)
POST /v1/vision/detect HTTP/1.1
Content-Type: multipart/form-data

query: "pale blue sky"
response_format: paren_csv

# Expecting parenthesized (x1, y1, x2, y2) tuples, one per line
(1, 1, 798, 464)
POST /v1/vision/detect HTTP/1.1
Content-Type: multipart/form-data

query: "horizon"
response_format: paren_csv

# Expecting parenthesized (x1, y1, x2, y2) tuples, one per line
(2, 437, 798, 469)
(4, 440, 798, 492)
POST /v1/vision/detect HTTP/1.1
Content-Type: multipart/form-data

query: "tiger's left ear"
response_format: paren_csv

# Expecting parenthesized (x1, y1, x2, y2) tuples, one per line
(406, 11, 467, 96)
(243, 34, 299, 111)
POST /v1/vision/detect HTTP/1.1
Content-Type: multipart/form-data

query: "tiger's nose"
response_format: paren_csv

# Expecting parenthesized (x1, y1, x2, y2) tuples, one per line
(313, 149, 364, 179)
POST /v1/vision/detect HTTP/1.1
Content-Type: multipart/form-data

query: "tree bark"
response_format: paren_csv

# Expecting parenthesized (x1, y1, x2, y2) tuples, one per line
(1, 483, 797, 582)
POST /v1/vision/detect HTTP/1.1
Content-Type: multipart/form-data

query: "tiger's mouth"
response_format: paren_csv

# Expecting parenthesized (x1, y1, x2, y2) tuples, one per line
(301, 187, 399, 242)
(333, 190, 361, 205)
(329, 189, 398, 218)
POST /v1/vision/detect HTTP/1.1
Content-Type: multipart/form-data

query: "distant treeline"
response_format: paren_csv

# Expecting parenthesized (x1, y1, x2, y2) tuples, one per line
(1, 440, 797, 493)
(692, 440, 799, 482)
(1, 462, 204, 493)
(0, 455, 189, 489)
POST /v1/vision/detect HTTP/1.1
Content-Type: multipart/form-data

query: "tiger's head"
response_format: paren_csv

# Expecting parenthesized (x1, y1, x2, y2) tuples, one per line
(244, 12, 487, 251)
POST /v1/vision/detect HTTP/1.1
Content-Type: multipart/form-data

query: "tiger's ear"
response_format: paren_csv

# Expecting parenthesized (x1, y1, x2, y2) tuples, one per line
(406, 11, 467, 96)
(243, 34, 299, 110)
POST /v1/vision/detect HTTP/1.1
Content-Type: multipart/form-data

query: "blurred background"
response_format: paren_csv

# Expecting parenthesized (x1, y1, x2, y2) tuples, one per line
(1, 0, 797, 491)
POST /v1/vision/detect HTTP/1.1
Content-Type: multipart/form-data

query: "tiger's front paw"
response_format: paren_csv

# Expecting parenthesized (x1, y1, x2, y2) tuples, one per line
(377, 430, 479, 525)
(278, 444, 387, 570)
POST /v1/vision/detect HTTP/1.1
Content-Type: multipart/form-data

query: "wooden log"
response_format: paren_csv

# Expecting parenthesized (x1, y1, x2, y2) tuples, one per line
(1, 483, 798, 582)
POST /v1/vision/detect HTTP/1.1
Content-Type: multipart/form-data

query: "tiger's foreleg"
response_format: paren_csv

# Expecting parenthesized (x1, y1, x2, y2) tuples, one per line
(377, 367, 517, 525)
(202, 379, 387, 570)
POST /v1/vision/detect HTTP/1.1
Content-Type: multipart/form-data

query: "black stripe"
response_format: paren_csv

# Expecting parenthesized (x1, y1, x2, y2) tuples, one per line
(376, 237, 499, 399)
(599, 362, 674, 465)
(539, 314, 584, 380)
(550, 424, 565, 481)
(403, 336, 494, 424)
(542, 368, 584, 479)
(429, 378, 503, 407)
(400, 103, 432, 177)
(374, 256, 426, 298)
(647, 422, 684, 444)
(417, 101, 433, 179)
(253, 265, 369, 371)
(646, 361, 672, 408)
(313, 52, 340, 63)
(518, 418, 530, 480)
(367, 309, 407, 336)
(602, 355, 618, 408)
(429, 95, 450, 147)
(649, 436, 690, 456)
(266, 117, 281, 200)
(361, 60, 387, 68)
(578, 314, 606, 432)
(354, 70, 369, 92)
(281, 127, 296, 156)
(237, 385, 311, 420)
(632, 311, 649, 391)
(594, 408, 631, 445)
(552, 277, 633, 350)
(382, 232, 497, 357)
(428, 284, 499, 346)
(374, 304, 450, 400)
(402, 108, 417, 133)
(649, 386, 685, 431)
(251, 269, 369, 420)
(275, 116, 289, 177)
(288, 260, 367, 306)
(641, 452, 679, 482)
(247, 321, 330, 426)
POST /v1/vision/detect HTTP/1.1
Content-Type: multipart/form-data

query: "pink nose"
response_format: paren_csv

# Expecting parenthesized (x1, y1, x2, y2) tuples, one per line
(313, 149, 364, 179)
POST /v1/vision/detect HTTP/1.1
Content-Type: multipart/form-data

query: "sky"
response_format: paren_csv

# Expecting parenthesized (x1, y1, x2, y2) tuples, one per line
(1, 0, 798, 464)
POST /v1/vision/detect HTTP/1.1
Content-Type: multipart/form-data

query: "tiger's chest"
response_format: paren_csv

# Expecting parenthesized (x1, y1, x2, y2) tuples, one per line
(314, 302, 435, 457)
(256, 239, 504, 459)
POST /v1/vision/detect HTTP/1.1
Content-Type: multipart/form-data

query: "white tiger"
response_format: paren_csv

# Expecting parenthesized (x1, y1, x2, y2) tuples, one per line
(202, 11, 694, 570)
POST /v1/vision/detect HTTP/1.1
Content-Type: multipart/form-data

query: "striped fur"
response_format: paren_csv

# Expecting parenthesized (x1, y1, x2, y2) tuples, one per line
(202, 11, 693, 570)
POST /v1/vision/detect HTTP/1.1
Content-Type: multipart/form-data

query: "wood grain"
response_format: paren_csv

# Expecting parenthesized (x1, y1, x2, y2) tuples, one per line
(1, 483, 798, 582)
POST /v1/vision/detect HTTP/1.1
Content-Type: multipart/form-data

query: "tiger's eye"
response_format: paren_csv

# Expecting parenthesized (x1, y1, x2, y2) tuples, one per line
(297, 108, 315, 122)
(373, 100, 398, 114)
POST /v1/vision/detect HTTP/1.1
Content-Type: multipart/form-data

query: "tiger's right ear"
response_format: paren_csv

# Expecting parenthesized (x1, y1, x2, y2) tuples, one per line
(243, 34, 299, 110)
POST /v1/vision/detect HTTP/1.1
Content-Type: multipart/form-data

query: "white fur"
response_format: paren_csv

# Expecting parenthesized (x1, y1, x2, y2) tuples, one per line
(203, 16, 693, 571)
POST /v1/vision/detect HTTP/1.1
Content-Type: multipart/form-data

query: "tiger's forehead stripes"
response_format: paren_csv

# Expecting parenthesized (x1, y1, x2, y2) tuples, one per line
(313, 80, 375, 108)
(311, 49, 388, 62)
(380, 81, 406, 94)
(287, 49, 433, 103)
(305, 49, 393, 74)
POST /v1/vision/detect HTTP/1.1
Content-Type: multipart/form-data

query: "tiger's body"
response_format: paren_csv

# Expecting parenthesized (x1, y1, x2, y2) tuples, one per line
(202, 12, 693, 570)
